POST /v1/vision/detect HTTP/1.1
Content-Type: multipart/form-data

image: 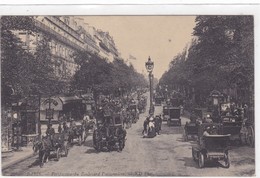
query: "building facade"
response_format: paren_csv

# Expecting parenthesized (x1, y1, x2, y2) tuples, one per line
(13, 16, 120, 81)
(10, 16, 121, 140)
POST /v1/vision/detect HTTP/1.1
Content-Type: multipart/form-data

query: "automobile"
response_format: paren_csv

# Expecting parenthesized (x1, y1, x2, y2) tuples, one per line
(221, 115, 242, 144)
(162, 105, 170, 121)
(166, 107, 181, 126)
(192, 123, 230, 168)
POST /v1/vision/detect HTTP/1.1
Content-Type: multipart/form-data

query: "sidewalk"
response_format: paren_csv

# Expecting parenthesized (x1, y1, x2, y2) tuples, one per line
(2, 147, 35, 170)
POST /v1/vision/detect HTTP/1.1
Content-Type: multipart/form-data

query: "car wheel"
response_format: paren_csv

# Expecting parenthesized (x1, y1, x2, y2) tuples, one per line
(198, 152, 205, 168)
(223, 153, 230, 168)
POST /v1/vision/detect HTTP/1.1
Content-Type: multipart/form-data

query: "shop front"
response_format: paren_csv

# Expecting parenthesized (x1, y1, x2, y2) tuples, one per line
(40, 95, 83, 134)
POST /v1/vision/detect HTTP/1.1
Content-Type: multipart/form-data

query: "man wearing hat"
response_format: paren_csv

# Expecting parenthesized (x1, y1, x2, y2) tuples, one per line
(203, 126, 211, 137)
(203, 115, 213, 123)
(200, 126, 211, 148)
(211, 125, 218, 135)
(46, 123, 55, 147)
(46, 123, 55, 136)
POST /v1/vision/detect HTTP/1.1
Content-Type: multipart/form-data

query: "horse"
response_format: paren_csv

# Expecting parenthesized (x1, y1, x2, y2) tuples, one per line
(67, 125, 85, 145)
(33, 136, 52, 167)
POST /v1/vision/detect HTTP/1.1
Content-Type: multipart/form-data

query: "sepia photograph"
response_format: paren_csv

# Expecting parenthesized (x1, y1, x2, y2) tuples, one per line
(1, 13, 255, 176)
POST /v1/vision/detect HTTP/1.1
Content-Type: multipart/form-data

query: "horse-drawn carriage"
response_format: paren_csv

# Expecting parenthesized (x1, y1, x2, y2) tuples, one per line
(183, 108, 210, 140)
(93, 112, 126, 152)
(68, 121, 86, 145)
(221, 115, 242, 143)
(33, 132, 69, 167)
(192, 123, 230, 168)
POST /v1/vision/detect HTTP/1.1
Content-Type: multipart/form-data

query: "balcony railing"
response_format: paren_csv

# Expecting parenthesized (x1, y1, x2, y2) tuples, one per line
(46, 17, 84, 44)
(35, 20, 85, 52)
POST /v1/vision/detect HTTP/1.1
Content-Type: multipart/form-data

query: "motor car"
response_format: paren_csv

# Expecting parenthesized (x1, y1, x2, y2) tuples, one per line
(192, 123, 230, 168)
(166, 107, 181, 126)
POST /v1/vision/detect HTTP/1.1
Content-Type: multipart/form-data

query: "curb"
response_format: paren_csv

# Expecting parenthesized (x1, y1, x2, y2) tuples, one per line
(2, 153, 36, 170)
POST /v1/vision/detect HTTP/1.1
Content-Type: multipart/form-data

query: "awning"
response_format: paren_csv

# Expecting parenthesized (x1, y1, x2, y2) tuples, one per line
(59, 96, 82, 105)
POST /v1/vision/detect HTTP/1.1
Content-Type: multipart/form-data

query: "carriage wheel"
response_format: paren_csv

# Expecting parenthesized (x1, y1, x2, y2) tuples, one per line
(223, 153, 230, 168)
(247, 126, 254, 147)
(198, 152, 205, 168)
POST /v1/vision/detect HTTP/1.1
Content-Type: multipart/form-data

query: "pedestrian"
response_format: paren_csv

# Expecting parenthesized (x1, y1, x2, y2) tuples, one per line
(63, 122, 68, 132)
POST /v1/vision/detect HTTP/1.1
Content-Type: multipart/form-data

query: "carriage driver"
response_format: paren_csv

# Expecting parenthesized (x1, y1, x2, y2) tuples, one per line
(46, 123, 55, 147)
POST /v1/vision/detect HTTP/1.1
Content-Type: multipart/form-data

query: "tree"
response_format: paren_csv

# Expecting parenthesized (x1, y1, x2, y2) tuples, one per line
(1, 29, 35, 105)
(30, 35, 62, 95)
(72, 51, 147, 96)
(1, 16, 67, 101)
(159, 15, 254, 106)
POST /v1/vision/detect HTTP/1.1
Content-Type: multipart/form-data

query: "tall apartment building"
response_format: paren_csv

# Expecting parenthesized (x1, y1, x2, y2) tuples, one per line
(13, 16, 120, 81)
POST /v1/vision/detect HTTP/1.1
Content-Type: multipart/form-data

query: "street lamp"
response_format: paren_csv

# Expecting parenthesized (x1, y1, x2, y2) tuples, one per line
(145, 56, 154, 114)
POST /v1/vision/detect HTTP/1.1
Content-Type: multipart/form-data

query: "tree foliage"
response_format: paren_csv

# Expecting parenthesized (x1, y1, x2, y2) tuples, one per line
(1, 16, 65, 106)
(160, 15, 254, 105)
(72, 51, 147, 95)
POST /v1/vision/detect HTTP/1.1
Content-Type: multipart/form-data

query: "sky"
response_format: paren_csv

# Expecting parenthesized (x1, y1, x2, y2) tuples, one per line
(82, 16, 197, 79)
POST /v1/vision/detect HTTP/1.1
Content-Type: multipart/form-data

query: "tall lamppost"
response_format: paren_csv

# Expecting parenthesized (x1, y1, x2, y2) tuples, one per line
(145, 56, 154, 114)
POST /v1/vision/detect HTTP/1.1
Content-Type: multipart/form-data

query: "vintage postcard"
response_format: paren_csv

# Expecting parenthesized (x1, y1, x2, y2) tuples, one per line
(0, 4, 257, 176)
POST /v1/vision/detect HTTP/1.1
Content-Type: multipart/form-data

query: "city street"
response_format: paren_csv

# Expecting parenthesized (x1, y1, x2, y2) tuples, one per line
(2, 103, 255, 176)
(1, 15, 256, 177)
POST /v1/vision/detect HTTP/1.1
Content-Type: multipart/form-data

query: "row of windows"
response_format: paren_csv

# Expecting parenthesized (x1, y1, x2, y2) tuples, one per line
(43, 18, 84, 48)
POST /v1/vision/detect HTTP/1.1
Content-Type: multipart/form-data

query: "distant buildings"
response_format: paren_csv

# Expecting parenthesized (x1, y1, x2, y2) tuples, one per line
(13, 16, 120, 82)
